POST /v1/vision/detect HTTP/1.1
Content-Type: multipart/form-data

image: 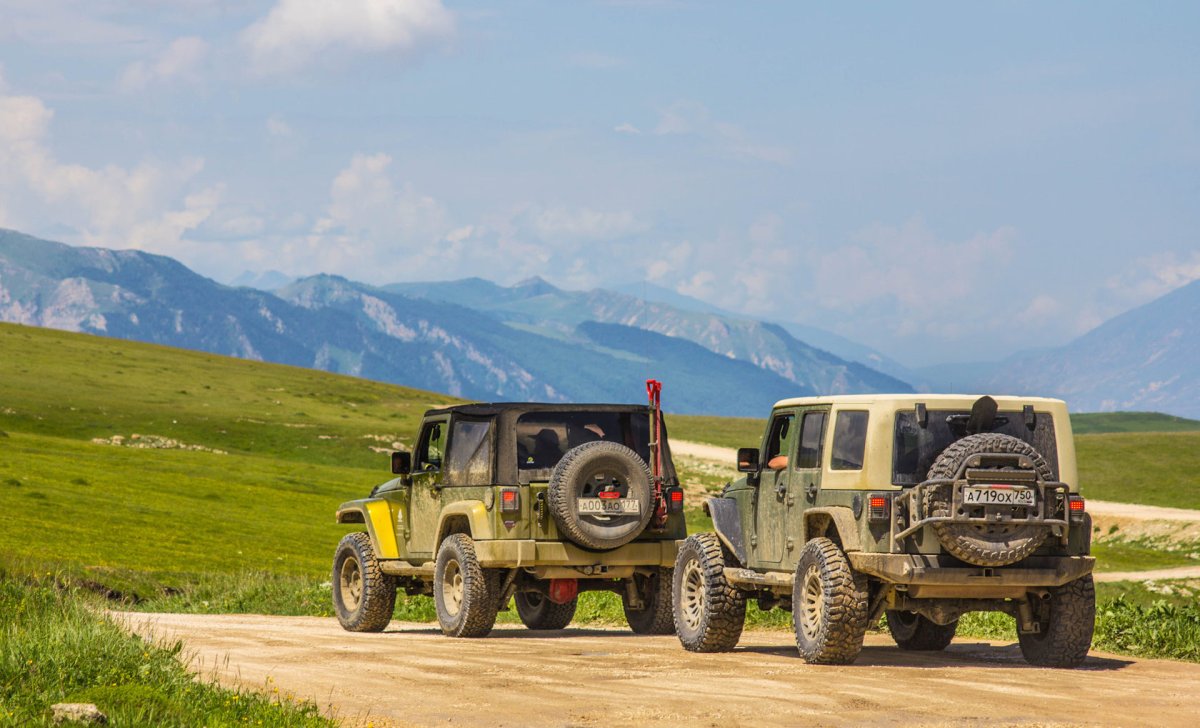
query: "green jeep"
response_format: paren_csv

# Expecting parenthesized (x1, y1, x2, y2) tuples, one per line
(674, 394, 1095, 667)
(333, 402, 686, 637)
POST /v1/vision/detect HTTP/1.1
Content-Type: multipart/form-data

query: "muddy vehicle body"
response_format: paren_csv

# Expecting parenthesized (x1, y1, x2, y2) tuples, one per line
(334, 399, 686, 637)
(675, 394, 1095, 666)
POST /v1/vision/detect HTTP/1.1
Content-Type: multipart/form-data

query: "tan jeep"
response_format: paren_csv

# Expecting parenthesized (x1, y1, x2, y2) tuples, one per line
(674, 394, 1095, 667)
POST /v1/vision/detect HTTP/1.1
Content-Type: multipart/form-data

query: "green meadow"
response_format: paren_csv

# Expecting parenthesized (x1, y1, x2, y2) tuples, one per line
(1, 320, 1199, 725)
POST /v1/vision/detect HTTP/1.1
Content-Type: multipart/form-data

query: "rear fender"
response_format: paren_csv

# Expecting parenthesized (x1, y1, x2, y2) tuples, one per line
(803, 506, 863, 552)
(435, 501, 493, 546)
(337, 498, 401, 559)
(705, 497, 747, 566)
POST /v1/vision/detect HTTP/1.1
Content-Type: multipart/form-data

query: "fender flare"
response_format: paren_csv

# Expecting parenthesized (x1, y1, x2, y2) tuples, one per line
(336, 498, 402, 559)
(704, 497, 747, 566)
(803, 506, 863, 552)
(435, 501, 493, 545)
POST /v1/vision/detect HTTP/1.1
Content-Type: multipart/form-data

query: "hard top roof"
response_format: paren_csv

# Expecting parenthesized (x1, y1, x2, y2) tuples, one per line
(771, 393, 1068, 409)
(423, 402, 652, 418)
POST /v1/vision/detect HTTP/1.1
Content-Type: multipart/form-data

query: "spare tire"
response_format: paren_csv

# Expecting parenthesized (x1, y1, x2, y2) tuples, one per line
(548, 441, 654, 550)
(923, 433, 1051, 567)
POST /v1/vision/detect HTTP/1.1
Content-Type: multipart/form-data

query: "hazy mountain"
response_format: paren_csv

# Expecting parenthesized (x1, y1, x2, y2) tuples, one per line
(386, 277, 913, 396)
(0, 229, 817, 414)
(984, 280, 1200, 419)
(229, 270, 293, 291)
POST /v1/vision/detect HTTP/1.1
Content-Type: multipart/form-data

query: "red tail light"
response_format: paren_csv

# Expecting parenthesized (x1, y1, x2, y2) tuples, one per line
(867, 493, 890, 522)
(665, 486, 684, 513)
(1068, 495, 1085, 521)
(597, 491, 621, 500)
(500, 487, 520, 513)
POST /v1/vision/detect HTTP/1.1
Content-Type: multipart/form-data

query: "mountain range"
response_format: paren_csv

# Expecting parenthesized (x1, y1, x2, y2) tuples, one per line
(2, 228, 1197, 419)
(0, 229, 906, 416)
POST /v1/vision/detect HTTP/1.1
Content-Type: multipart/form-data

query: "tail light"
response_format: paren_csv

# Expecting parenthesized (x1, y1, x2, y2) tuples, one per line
(665, 486, 684, 513)
(1068, 495, 1085, 522)
(499, 487, 521, 514)
(867, 493, 890, 522)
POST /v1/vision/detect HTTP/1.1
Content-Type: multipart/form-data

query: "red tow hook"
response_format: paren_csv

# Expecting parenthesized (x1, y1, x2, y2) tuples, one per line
(548, 578, 578, 604)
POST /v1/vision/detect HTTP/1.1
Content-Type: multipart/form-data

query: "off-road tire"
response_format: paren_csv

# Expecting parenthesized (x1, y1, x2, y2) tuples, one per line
(924, 433, 1052, 567)
(886, 610, 958, 651)
(673, 533, 746, 652)
(515, 590, 577, 630)
(548, 441, 654, 551)
(623, 567, 675, 635)
(1018, 574, 1095, 668)
(793, 537, 869, 665)
(332, 532, 396, 633)
(434, 534, 500, 638)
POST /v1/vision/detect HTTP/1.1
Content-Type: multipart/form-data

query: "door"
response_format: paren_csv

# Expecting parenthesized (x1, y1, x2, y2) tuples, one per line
(754, 411, 795, 564)
(790, 409, 829, 565)
(408, 416, 449, 557)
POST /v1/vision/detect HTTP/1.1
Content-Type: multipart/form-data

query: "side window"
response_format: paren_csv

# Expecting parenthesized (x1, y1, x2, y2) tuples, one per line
(416, 421, 446, 471)
(796, 412, 827, 469)
(831, 411, 868, 471)
(445, 419, 492, 486)
(764, 414, 795, 471)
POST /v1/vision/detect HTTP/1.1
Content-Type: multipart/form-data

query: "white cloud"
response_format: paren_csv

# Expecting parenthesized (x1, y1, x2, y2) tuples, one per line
(613, 122, 641, 135)
(0, 88, 215, 255)
(648, 101, 793, 164)
(119, 36, 210, 92)
(1107, 251, 1200, 303)
(241, 0, 455, 75)
(527, 206, 646, 242)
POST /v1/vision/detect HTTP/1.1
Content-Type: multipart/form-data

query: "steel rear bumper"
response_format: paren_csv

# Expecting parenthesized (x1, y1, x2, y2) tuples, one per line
(472, 539, 679, 571)
(849, 553, 1095, 588)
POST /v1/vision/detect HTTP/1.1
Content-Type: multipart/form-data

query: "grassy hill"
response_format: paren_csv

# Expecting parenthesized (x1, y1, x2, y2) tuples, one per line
(1071, 411, 1200, 434)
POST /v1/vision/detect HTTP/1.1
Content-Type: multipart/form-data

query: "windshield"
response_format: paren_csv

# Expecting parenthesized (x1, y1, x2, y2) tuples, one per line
(515, 411, 654, 473)
(892, 409, 1058, 485)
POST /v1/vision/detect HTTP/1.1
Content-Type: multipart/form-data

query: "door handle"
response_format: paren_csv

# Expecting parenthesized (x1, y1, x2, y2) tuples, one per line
(776, 481, 787, 498)
(806, 482, 818, 501)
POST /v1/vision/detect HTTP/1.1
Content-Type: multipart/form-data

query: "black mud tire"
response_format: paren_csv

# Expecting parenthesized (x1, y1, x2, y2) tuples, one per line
(924, 433, 1052, 567)
(793, 537, 869, 665)
(1018, 574, 1096, 668)
(548, 441, 654, 551)
(673, 534, 746, 652)
(623, 567, 675, 635)
(332, 532, 397, 633)
(886, 610, 958, 651)
(434, 534, 500, 638)
(515, 590, 577, 630)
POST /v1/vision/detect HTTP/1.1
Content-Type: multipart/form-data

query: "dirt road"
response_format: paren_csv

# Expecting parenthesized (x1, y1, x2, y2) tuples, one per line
(119, 612, 1199, 727)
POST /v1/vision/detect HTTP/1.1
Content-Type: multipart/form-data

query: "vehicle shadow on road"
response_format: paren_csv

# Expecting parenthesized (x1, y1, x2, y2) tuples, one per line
(384, 626, 648, 639)
(735, 642, 1133, 671)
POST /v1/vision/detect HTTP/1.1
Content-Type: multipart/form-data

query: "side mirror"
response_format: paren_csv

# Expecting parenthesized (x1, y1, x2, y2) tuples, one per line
(391, 450, 412, 475)
(737, 447, 760, 473)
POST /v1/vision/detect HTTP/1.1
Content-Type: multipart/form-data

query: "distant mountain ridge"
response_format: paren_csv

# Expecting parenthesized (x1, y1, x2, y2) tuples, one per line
(0, 229, 905, 415)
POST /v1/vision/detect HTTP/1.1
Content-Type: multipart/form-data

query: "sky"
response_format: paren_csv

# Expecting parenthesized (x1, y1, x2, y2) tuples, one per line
(0, 1, 1197, 366)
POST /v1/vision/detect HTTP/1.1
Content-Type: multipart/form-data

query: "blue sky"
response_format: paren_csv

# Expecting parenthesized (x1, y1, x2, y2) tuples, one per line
(0, 1, 1197, 365)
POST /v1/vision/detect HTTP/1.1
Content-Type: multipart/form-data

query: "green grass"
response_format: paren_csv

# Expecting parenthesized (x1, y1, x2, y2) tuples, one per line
(1072, 411, 1200, 434)
(0, 572, 331, 727)
(670, 414, 764, 450)
(1090, 538, 1200, 572)
(1077, 431, 1200, 509)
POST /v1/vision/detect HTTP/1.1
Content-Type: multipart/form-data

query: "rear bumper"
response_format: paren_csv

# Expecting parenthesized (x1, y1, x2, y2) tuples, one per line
(473, 539, 679, 571)
(849, 553, 1095, 588)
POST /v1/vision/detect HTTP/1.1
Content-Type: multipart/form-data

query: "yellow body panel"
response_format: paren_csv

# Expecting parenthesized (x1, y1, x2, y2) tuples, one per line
(366, 500, 400, 558)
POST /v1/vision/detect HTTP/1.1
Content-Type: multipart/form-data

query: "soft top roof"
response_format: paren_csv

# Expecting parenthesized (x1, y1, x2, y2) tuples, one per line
(423, 402, 652, 418)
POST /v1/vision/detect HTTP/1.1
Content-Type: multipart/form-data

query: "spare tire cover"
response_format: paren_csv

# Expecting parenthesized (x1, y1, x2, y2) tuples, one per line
(923, 433, 1051, 567)
(547, 441, 654, 550)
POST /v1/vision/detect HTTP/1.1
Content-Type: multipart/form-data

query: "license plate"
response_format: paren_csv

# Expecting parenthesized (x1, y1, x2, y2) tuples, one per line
(963, 485, 1035, 506)
(578, 498, 640, 515)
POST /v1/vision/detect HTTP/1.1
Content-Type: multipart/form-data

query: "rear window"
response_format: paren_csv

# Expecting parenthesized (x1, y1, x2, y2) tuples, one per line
(516, 411, 652, 472)
(892, 409, 1058, 485)
(831, 411, 868, 471)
